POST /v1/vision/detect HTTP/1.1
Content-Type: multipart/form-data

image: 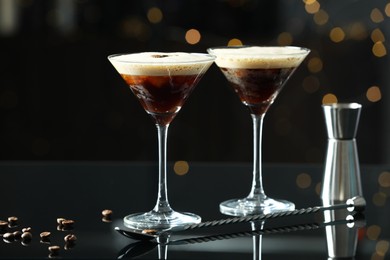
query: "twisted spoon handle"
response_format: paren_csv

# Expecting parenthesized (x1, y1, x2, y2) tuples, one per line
(183, 196, 365, 231)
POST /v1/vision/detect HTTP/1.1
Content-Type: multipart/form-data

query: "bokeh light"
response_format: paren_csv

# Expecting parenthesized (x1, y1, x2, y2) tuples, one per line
(373, 192, 387, 207)
(296, 173, 312, 189)
(174, 160, 189, 175)
(329, 27, 345, 43)
(302, 75, 320, 93)
(378, 171, 390, 188)
(307, 57, 323, 73)
(313, 9, 329, 25)
(371, 8, 384, 23)
(185, 29, 201, 45)
(277, 32, 293, 45)
(147, 7, 163, 24)
(228, 38, 243, 46)
(372, 42, 387, 57)
(366, 86, 382, 102)
(304, 0, 320, 14)
(376, 240, 390, 257)
(367, 225, 382, 240)
(322, 93, 338, 104)
(371, 28, 385, 43)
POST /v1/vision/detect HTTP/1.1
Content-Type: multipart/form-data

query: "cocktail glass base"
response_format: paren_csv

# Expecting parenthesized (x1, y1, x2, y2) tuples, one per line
(219, 197, 295, 216)
(124, 211, 201, 231)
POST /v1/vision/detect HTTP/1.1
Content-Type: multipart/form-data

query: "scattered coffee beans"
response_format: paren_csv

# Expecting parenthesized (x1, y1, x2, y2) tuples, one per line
(61, 219, 74, 228)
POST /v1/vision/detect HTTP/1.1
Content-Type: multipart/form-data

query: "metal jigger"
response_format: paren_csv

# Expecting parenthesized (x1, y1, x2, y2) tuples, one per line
(321, 103, 364, 259)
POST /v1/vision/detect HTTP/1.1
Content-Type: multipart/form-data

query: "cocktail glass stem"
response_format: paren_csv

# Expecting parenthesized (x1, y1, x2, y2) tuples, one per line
(248, 114, 266, 200)
(154, 124, 172, 213)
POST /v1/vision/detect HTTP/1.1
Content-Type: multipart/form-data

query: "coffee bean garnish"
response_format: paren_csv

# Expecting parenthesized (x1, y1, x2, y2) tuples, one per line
(142, 229, 158, 235)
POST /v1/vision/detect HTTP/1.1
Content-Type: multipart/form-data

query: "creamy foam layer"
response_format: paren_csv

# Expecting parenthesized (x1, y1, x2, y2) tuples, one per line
(108, 52, 215, 76)
(209, 46, 310, 69)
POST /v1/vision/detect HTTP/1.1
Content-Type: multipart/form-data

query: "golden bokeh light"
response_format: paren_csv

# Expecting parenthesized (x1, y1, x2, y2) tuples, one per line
(385, 3, 390, 17)
(371, 8, 384, 23)
(372, 42, 387, 57)
(371, 28, 385, 43)
(367, 225, 382, 240)
(302, 75, 320, 93)
(349, 22, 368, 40)
(228, 38, 243, 46)
(366, 86, 382, 102)
(329, 27, 345, 43)
(305, 1, 320, 14)
(313, 9, 329, 25)
(147, 7, 163, 24)
(307, 57, 323, 73)
(378, 171, 390, 188)
(376, 240, 390, 256)
(277, 32, 293, 45)
(173, 160, 189, 176)
(296, 173, 312, 189)
(371, 252, 386, 260)
(302, 0, 316, 4)
(315, 182, 321, 195)
(373, 192, 387, 207)
(322, 93, 338, 104)
(185, 29, 201, 45)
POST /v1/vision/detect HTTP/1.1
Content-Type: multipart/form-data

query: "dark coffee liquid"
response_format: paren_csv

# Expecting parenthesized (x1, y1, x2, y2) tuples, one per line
(220, 67, 296, 115)
(121, 74, 203, 125)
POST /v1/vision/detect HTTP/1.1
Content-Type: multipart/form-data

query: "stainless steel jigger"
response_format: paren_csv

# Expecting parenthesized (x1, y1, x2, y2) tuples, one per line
(321, 102, 365, 259)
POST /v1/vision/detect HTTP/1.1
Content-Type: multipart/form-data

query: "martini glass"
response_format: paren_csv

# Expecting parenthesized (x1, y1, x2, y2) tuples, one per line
(208, 46, 310, 216)
(108, 52, 215, 230)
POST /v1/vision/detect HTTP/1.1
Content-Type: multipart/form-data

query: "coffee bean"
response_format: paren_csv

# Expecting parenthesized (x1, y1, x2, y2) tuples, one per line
(40, 231, 51, 239)
(22, 227, 32, 233)
(57, 218, 66, 225)
(64, 234, 77, 243)
(13, 231, 22, 240)
(102, 209, 113, 217)
(21, 232, 32, 241)
(7, 216, 18, 227)
(48, 245, 60, 255)
(64, 242, 76, 250)
(3, 232, 14, 242)
(61, 219, 74, 228)
(0, 220, 8, 232)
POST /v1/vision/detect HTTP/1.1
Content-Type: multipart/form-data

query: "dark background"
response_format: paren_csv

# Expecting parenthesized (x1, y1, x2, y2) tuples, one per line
(0, 0, 388, 163)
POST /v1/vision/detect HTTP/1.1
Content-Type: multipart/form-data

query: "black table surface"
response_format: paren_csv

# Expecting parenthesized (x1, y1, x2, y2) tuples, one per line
(0, 161, 389, 259)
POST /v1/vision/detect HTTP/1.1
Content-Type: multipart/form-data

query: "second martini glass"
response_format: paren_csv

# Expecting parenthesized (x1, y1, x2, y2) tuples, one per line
(108, 52, 215, 230)
(208, 46, 310, 216)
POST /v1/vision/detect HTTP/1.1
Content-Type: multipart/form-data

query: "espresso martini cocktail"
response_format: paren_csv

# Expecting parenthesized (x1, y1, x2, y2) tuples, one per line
(208, 46, 310, 216)
(108, 52, 215, 230)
